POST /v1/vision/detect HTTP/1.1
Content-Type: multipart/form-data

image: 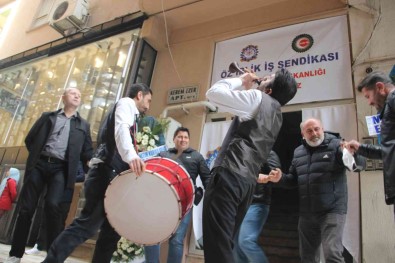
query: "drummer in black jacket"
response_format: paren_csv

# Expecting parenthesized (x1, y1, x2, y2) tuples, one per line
(144, 126, 211, 263)
(233, 150, 281, 263)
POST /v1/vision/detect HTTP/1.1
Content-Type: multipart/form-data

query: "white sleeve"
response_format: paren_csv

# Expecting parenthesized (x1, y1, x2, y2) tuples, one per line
(206, 78, 262, 119)
(114, 98, 139, 163)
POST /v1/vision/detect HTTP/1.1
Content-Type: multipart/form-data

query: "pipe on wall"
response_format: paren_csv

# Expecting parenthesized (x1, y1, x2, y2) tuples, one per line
(160, 101, 216, 118)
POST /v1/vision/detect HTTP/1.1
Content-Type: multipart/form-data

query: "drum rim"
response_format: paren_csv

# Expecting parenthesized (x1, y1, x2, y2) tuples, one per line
(145, 157, 196, 196)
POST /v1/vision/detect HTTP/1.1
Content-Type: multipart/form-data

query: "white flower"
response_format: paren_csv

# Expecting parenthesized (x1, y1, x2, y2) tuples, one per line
(147, 146, 154, 151)
(136, 132, 142, 143)
(141, 138, 148, 146)
(142, 126, 151, 133)
(142, 134, 149, 141)
(149, 138, 156, 146)
(153, 134, 159, 140)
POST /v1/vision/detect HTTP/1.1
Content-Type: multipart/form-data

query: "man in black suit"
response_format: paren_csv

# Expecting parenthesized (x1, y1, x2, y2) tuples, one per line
(4, 87, 93, 263)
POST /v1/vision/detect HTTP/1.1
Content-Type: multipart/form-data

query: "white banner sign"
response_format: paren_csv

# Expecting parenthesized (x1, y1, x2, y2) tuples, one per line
(211, 15, 353, 104)
(365, 114, 381, 136)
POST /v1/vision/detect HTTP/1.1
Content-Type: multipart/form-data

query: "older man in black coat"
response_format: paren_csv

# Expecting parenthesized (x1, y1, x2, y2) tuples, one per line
(4, 87, 93, 263)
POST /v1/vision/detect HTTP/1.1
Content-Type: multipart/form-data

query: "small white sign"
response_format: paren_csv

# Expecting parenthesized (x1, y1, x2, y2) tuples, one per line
(167, 86, 199, 104)
(365, 114, 381, 136)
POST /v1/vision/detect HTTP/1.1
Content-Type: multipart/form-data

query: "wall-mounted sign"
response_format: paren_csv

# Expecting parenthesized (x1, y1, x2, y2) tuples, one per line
(167, 86, 199, 104)
(366, 114, 381, 136)
(211, 15, 352, 105)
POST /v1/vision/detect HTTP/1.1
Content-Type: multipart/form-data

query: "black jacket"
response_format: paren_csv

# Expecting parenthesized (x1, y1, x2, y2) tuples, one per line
(280, 132, 364, 215)
(252, 150, 281, 205)
(25, 109, 93, 189)
(159, 147, 211, 189)
(357, 90, 395, 204)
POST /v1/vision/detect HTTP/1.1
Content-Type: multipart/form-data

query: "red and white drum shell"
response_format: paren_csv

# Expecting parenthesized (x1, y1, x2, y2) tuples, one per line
(104, 157, 194, 245)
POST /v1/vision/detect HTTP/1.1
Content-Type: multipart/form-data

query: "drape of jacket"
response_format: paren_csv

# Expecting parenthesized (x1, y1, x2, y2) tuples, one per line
(24, 109, 93, 189)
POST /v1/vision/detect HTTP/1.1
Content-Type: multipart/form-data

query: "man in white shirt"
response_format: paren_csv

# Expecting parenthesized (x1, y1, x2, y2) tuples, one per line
(42, 83, 152, 263)
(203, 69, 297, 263)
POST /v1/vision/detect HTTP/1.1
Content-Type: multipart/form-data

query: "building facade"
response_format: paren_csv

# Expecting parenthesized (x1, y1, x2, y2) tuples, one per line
(0, 0, 394, 262)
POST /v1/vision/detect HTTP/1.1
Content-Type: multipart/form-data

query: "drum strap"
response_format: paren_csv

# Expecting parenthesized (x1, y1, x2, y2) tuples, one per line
(129, 117, 139, 153)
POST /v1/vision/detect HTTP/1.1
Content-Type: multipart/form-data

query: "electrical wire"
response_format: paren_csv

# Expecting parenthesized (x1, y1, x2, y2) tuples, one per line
(351, 0, 383, 71)
(161, 0, 185, 88)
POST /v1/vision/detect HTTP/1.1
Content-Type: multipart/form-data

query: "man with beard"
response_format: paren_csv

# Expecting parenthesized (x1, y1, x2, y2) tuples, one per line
(41, 83, 152, 263)
(266, 118, 365, 263)
(345, 71, 395, 219)
(203, 69, 297, 263)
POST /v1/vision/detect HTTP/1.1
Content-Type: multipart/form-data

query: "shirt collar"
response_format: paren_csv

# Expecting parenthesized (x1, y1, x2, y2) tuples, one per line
(59, 109, 78, 118)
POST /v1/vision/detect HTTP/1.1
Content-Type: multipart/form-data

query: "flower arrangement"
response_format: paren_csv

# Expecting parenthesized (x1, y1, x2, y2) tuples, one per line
(136, 126, 159, 152)
(112, 237, 144, 262)
(136, 116, 170, 152)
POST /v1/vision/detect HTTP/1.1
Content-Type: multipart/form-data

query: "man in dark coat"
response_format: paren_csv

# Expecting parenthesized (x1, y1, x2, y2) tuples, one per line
(4, 87, 93, 263)
(346, 71, 395, 218)
(268, 118, 365, 263)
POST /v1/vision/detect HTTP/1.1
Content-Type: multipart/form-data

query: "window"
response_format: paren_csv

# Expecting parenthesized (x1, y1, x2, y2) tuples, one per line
(31, 0, 56, 28)
(0, 29, 148, 146)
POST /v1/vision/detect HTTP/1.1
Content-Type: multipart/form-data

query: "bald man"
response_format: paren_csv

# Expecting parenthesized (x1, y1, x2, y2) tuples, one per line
(4, 88, 93, 263)
(267, 118, 365, 263)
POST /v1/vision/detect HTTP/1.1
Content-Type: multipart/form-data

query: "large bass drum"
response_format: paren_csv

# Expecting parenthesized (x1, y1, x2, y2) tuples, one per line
(104, 157, 194, 245)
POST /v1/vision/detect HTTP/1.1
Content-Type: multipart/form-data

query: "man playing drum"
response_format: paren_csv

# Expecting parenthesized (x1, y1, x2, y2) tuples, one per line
(203, 69, 297, 263)
(42, 83, 153, 263)
(144, 127, 211, 263)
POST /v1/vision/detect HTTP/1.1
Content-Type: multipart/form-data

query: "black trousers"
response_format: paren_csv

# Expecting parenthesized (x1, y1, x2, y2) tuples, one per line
(10, 160, 67, 258)
(36, 200, 72, 251)
(43, 162, 121, 263)
(202, 167, 256, 263)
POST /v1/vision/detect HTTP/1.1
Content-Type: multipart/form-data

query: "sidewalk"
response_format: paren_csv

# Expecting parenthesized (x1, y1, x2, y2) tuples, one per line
(0, 243, 89, 263)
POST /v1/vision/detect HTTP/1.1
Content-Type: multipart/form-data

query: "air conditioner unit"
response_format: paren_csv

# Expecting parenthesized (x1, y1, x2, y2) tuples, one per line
(49, 0, 89, 33)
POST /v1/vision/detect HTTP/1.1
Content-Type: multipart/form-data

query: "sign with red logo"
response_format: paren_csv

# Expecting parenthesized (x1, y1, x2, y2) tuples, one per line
(211, 16, 352, 105)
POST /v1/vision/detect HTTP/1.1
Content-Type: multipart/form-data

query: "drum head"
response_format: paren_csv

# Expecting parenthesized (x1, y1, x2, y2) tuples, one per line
(104, 170, 181, 245)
